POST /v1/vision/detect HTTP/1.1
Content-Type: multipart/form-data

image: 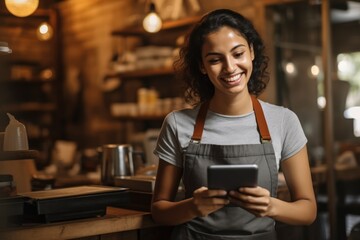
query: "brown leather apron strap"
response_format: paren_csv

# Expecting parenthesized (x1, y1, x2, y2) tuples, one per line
(191, 101, 209, 142)
(250, 95, 271, 142)
(191, 96, 271, 143)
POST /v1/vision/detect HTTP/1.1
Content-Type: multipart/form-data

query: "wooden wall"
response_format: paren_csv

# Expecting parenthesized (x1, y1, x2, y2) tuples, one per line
(58, 0, 141, 147)
(57, 0, 272, 148)
(58, 0, 312, 145)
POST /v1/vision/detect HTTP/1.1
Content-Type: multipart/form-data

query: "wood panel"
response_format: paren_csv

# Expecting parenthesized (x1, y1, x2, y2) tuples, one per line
(57, 0, 268, 148)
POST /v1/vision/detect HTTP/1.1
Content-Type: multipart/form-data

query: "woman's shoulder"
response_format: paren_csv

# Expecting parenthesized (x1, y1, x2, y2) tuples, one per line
(167, 105, 198, 117)
(259, 100, 281, 110)
(259, 100, 299, 122)
(163, 105, 199, 126)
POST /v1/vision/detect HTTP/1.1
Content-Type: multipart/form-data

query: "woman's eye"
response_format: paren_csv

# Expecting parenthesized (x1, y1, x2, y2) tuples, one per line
(234, 52, 244, 58)
(208, 58, 220, 64)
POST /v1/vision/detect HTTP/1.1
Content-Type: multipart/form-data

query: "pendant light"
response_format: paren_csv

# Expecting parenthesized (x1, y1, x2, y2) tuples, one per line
(37, 22, 53, 41)
(5, 0, 39, 17)
(142, 2, 162, 33)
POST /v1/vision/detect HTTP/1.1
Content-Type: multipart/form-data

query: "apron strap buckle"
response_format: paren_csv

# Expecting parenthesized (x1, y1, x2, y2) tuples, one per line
(261, 138, 271, 144)
(190, 139, 201, 144)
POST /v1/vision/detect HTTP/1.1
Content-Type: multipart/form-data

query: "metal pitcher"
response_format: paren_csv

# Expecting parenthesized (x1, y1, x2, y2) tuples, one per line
(100, 144, 143, 185)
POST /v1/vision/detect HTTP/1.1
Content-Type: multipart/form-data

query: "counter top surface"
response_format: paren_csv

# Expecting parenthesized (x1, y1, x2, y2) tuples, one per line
(4, 168, 359, 240)
(2, 207, 157, 240)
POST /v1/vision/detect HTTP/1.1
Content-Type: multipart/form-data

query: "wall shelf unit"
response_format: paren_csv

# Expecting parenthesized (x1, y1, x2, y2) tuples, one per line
(0, 6, 62, 168)
(112, 114, 168, 121)
(106, 66, 174, 79)
(111, 16, 200, 36)
(107, 16, 199, 141)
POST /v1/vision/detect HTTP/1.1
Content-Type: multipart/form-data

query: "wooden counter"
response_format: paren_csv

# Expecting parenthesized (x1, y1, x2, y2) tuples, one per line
(2, 207, 171, 240)
(0, 172, 325, 240)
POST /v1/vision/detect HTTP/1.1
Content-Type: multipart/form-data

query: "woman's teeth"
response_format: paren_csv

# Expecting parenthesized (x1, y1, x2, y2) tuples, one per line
(223, 73, 241, 82)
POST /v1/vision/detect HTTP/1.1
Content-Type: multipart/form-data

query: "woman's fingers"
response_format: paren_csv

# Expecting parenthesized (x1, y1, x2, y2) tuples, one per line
(228, 186, 273, 217)
(192, 187, 230, 217)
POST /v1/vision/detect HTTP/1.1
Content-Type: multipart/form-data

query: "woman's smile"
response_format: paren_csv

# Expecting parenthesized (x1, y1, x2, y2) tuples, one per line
(220, 72, 243, 85)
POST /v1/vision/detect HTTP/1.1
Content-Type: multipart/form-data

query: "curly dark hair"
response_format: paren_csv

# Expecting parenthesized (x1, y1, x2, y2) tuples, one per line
(174, 9, 269, 105)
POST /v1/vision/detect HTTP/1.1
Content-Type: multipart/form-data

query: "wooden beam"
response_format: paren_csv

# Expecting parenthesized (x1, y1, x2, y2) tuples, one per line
(321, 0, 337, 239)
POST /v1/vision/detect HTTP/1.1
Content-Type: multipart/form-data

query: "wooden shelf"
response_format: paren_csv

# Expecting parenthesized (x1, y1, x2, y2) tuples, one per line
(112, 114, 167, 121)
(0, 150, 39, 161)
(108, 16, 200, 79)
(0, 102, 56, 112)
(111, 15, 201, 36)
(0, 79, 54, 84)
(106, 66, 174, 79)
(0, 8, 52, 18)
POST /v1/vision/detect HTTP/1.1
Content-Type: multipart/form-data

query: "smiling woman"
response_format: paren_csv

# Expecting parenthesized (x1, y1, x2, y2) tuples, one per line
(151, 9, 316, 240)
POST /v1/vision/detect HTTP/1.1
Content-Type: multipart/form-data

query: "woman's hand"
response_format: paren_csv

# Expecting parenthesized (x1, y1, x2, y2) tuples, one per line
(191, 187, 230, 217)
(228, 186, 274, 217)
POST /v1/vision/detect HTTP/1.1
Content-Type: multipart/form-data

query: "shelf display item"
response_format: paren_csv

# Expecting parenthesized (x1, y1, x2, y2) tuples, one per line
(3, 113, 29, 151)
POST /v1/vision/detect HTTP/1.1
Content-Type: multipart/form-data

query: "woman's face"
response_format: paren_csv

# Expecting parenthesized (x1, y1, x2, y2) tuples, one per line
(200, 26, 254, 98)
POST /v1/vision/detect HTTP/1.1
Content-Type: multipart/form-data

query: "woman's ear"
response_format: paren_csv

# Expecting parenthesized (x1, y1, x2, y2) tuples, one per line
(250, 44, 255, 61)
(200, 64, 206, 75)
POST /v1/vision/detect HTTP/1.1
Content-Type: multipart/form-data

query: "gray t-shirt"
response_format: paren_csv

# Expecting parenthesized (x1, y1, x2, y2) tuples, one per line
(154, 100, 307, 170)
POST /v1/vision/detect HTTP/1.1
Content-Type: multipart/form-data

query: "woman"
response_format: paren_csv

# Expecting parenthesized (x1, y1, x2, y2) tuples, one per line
(151, 9, 316, 239)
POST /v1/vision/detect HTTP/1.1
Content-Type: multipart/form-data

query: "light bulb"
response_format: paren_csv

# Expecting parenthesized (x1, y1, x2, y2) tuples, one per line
(5, 0, 39, 17)
(37, 22, 53, 41)
(142, 3, 162, 33)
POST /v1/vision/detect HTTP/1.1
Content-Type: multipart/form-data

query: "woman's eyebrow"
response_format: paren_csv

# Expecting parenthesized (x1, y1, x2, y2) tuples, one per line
(204, 44, 246, 57)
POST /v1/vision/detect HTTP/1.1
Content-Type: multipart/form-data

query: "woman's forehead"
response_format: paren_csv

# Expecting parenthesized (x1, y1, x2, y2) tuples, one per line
(202, 27, 248, 49)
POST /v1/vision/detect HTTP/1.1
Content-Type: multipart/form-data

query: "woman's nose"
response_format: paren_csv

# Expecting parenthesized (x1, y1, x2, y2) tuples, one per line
(223, 57, 236, 73)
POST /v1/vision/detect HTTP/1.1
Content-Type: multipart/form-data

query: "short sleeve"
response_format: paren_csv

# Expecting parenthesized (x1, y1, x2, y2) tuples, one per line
(281, 109, 308, 161)
(153, 112, 183, 167)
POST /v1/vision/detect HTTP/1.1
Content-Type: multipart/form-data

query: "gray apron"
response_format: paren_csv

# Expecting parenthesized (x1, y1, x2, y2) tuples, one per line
(171, 96, 278, 240)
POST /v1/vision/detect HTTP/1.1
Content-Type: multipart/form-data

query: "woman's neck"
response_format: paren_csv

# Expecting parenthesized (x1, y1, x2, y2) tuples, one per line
(209, 93, 253, 115)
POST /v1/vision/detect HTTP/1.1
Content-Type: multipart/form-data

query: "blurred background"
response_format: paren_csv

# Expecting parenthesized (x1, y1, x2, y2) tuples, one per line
(0, 1, 360, 239)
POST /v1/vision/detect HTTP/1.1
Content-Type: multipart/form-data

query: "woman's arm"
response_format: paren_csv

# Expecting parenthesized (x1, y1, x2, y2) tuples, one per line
(273, 145, 317, 224)
(151, 159, 229, 225)
(229, 146, 317, 225)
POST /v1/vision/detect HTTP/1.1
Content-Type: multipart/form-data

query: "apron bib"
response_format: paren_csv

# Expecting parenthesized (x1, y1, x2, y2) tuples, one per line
(171, 96, 278, 240)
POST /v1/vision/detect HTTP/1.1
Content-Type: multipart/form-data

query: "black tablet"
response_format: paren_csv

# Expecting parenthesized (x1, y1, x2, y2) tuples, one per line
(207, 164, 258, 191)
